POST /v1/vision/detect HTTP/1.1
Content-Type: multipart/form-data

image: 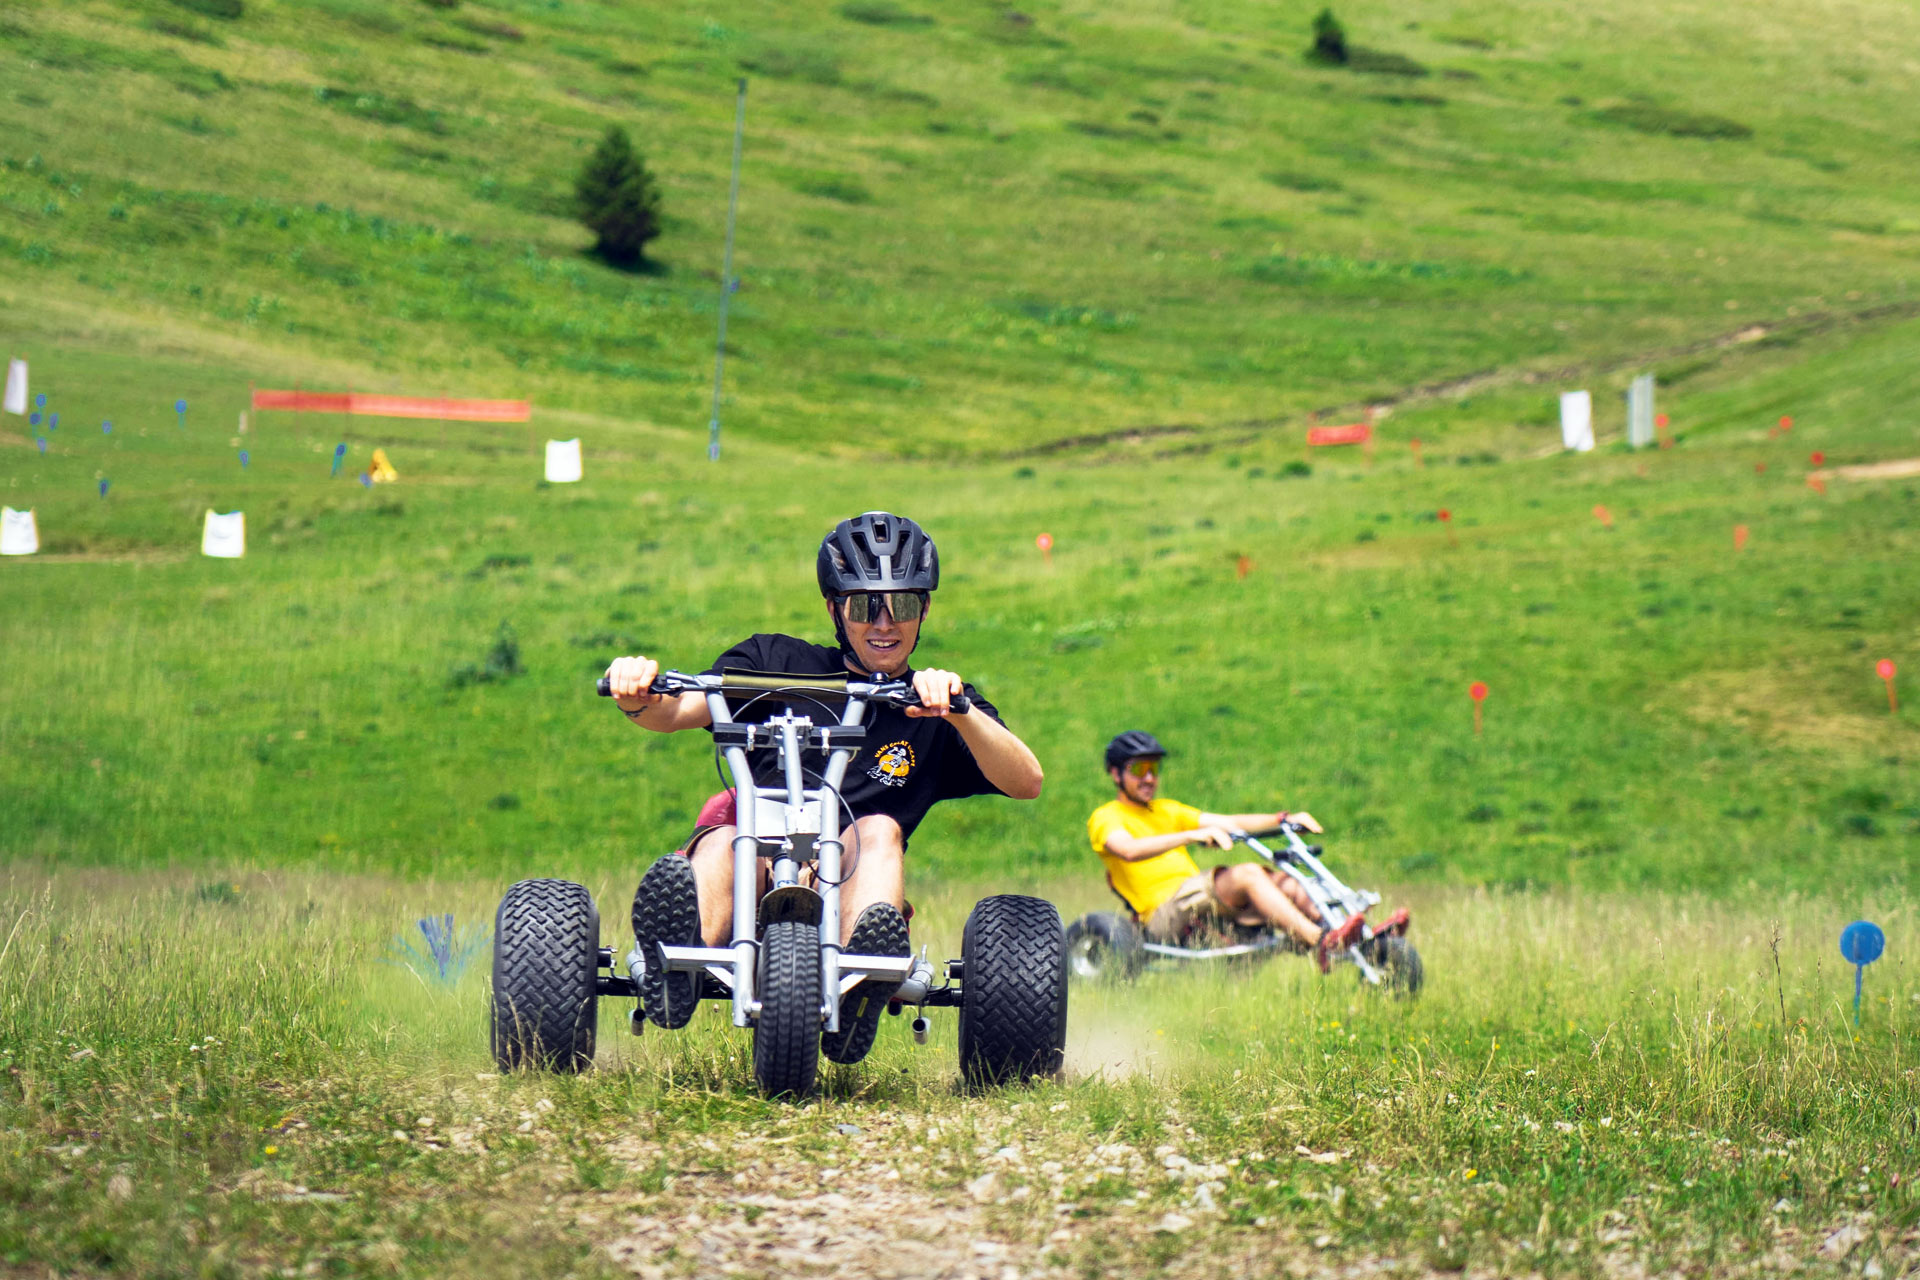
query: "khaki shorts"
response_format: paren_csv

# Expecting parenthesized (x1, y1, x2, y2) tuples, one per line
(1143, 871, 1226, 943)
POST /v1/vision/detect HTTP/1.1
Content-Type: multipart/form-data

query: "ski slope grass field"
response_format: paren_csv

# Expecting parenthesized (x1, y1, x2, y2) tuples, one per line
(1, 0, 1917, 1275)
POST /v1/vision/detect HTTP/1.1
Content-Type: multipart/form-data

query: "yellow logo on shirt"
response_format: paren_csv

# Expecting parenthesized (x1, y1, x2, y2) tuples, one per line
(869, 740, 915, 787)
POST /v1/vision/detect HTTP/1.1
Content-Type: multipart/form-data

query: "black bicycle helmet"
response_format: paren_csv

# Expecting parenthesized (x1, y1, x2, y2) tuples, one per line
(817, 511, 940, 597)
(1104, 730, 1168, 771)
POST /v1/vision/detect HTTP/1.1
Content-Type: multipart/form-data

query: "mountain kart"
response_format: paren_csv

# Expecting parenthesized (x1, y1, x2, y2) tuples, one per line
(1064, 821, 1421, 994)
(488, 669, 1069, 1097)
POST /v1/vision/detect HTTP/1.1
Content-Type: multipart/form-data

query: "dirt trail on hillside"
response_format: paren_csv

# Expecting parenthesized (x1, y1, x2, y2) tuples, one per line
(1014, 299, 1920, 461)
(603, 1186, 1044, 1280)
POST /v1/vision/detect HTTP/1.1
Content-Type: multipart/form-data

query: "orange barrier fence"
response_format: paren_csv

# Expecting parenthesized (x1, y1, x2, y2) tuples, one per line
(1306, 422, 1373, 447)
(250, 390, 531, 422)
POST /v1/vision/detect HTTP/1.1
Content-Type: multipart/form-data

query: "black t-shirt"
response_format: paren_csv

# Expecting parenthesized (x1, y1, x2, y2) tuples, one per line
(703, 633, 1008, 841)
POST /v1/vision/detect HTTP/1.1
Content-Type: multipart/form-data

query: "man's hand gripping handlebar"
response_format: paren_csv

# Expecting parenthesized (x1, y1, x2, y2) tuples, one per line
(595, 671, 970, 714)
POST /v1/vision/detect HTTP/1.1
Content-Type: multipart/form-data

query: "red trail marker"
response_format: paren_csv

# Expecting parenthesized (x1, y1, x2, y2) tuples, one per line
(1437, 507, 1456, 546)
(1878, 659, 1898, 713)
(1035, 532, 1053, 562)
(1236, 554, 1252, 580)
(1779, 415, 1793, 432)
(1733, 523, 1749, 551)
(1810, 451, 1825, 468)
(1411, 437, 1424, 467)
(1755, 462, 1768, 474)
(1307, 422, 1372, 447)
(1807, 474, 1827, 495)
(1593, 503, 1613, 529)
(1469, 681, 1488, 736)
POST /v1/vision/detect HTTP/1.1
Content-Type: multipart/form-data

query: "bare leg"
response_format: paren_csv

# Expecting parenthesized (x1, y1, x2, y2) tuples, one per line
(1272, 869, 1319, 920)
(686, 826, 745, 947)
(689, 819, 904, 948)
(834, 814, 905, 947)
(1214, 863, 1323, 948)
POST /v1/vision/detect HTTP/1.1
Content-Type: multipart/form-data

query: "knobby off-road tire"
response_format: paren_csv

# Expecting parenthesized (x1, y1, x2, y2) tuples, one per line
(958, 895, 1068, 1086)
(753, 920, 821, 1099)
(1064, 912, 1145, 982)
(491, 878, 599, 1073)
(1368, 934, 1424, 999)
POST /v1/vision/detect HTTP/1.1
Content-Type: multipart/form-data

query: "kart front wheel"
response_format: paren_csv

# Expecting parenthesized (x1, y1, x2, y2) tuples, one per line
(753, 920, 821, 1099)
(958, 895, 1068, 1086)
(491, 878, 599, 1072)
(1064, 912, 1145, 982)
(1368, 934, 1424, 999)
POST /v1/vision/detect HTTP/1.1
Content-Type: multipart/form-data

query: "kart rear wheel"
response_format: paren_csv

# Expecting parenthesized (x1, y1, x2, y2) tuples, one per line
(1064, 912, 1145, 982)
(491, 878, 599, 1073)
(958, 895, 1068, 1086)
(753, 920, 821, 1099)
(1368, 934, 1424, 999)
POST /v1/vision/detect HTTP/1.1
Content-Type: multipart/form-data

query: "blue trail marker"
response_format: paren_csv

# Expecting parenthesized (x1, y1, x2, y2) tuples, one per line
(238, 449, 249, 469)
(331, 442, 347, 476)
(28, 412, 39, 428)
(98, 478, 109, 498)
(37, 437, 46, 455)
(48, 412, 58, 431)
(1839, 920, 1885, 1025)
(357, 471, 371, 487)
(102, 419, 112, 435)
(175, 398, 187, 429)
(35, 393, 46, 410)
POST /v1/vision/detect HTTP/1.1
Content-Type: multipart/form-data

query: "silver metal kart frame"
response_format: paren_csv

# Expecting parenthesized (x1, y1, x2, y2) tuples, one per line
(1134, 821, 1393, 985)
(612, 669, 955, 1037)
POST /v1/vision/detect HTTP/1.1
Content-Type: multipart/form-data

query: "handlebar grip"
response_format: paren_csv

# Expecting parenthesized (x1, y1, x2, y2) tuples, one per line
(596, 673, 970, 712)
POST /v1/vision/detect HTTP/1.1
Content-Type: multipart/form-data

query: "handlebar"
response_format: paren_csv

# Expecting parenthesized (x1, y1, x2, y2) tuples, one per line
(595, 670, 971, 714)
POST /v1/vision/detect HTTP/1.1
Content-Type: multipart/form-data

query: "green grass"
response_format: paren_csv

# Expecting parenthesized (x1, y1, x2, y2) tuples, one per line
(2, 0, 1918, 456)
(3, 304, 1917, 891)
(2, 867, 1913, 1277)
(3, 0, 1919, 1272)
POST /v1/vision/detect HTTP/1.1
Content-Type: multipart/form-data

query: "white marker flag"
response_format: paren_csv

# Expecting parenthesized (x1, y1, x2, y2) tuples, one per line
(2, 359, 24, 416)
(1560, 390, 1594, 453)
(544, 438, 583, 483)
(1626, 374, 1655, 449)
(201, 509, 245, 558)
(1, 506, 38, 555)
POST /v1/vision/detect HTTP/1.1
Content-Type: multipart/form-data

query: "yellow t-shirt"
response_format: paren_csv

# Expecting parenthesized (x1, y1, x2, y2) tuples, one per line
(1087, 796, 1207, 919)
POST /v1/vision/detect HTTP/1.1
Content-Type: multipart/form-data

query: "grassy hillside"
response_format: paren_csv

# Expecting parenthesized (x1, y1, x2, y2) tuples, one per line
(2, 303, 1916, 895)
(2, 7, 1918, 1278)
(2, 0, 1918, 457)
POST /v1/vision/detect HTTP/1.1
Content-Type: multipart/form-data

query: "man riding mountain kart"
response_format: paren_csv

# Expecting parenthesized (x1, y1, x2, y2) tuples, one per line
(1087, 731, 1365, 971)
(605, 511, 1045, 1064)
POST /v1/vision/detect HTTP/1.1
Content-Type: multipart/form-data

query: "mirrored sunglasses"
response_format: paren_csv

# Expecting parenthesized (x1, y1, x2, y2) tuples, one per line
(841, 591, 927, 625)
(1125, 758, 1162, 778)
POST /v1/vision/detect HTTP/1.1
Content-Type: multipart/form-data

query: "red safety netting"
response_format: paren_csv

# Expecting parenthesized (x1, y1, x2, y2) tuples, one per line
(1306, 422, 1372, 447)
(251, 390, 530, 422)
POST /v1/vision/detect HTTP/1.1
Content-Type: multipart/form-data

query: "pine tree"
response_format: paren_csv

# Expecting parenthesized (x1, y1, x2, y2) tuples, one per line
(574, 126, 663, 268)
(1310, 8, 1348, 63)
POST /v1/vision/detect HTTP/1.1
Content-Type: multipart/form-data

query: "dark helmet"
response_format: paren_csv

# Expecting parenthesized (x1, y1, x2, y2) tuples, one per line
(817, 511, 939, 598)
(1104, 730, 1168, 772)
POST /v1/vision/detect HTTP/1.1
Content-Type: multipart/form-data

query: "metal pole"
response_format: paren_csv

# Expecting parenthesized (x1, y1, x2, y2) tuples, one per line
(708, 78, 747, 462)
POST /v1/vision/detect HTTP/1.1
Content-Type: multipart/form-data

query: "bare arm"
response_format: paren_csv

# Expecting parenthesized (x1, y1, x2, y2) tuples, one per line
(1199, 808, 1322, 833)
(908, 668, 1044, 800)
(1102, 825, 1234, 862)
(605, 656, 713, 733)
